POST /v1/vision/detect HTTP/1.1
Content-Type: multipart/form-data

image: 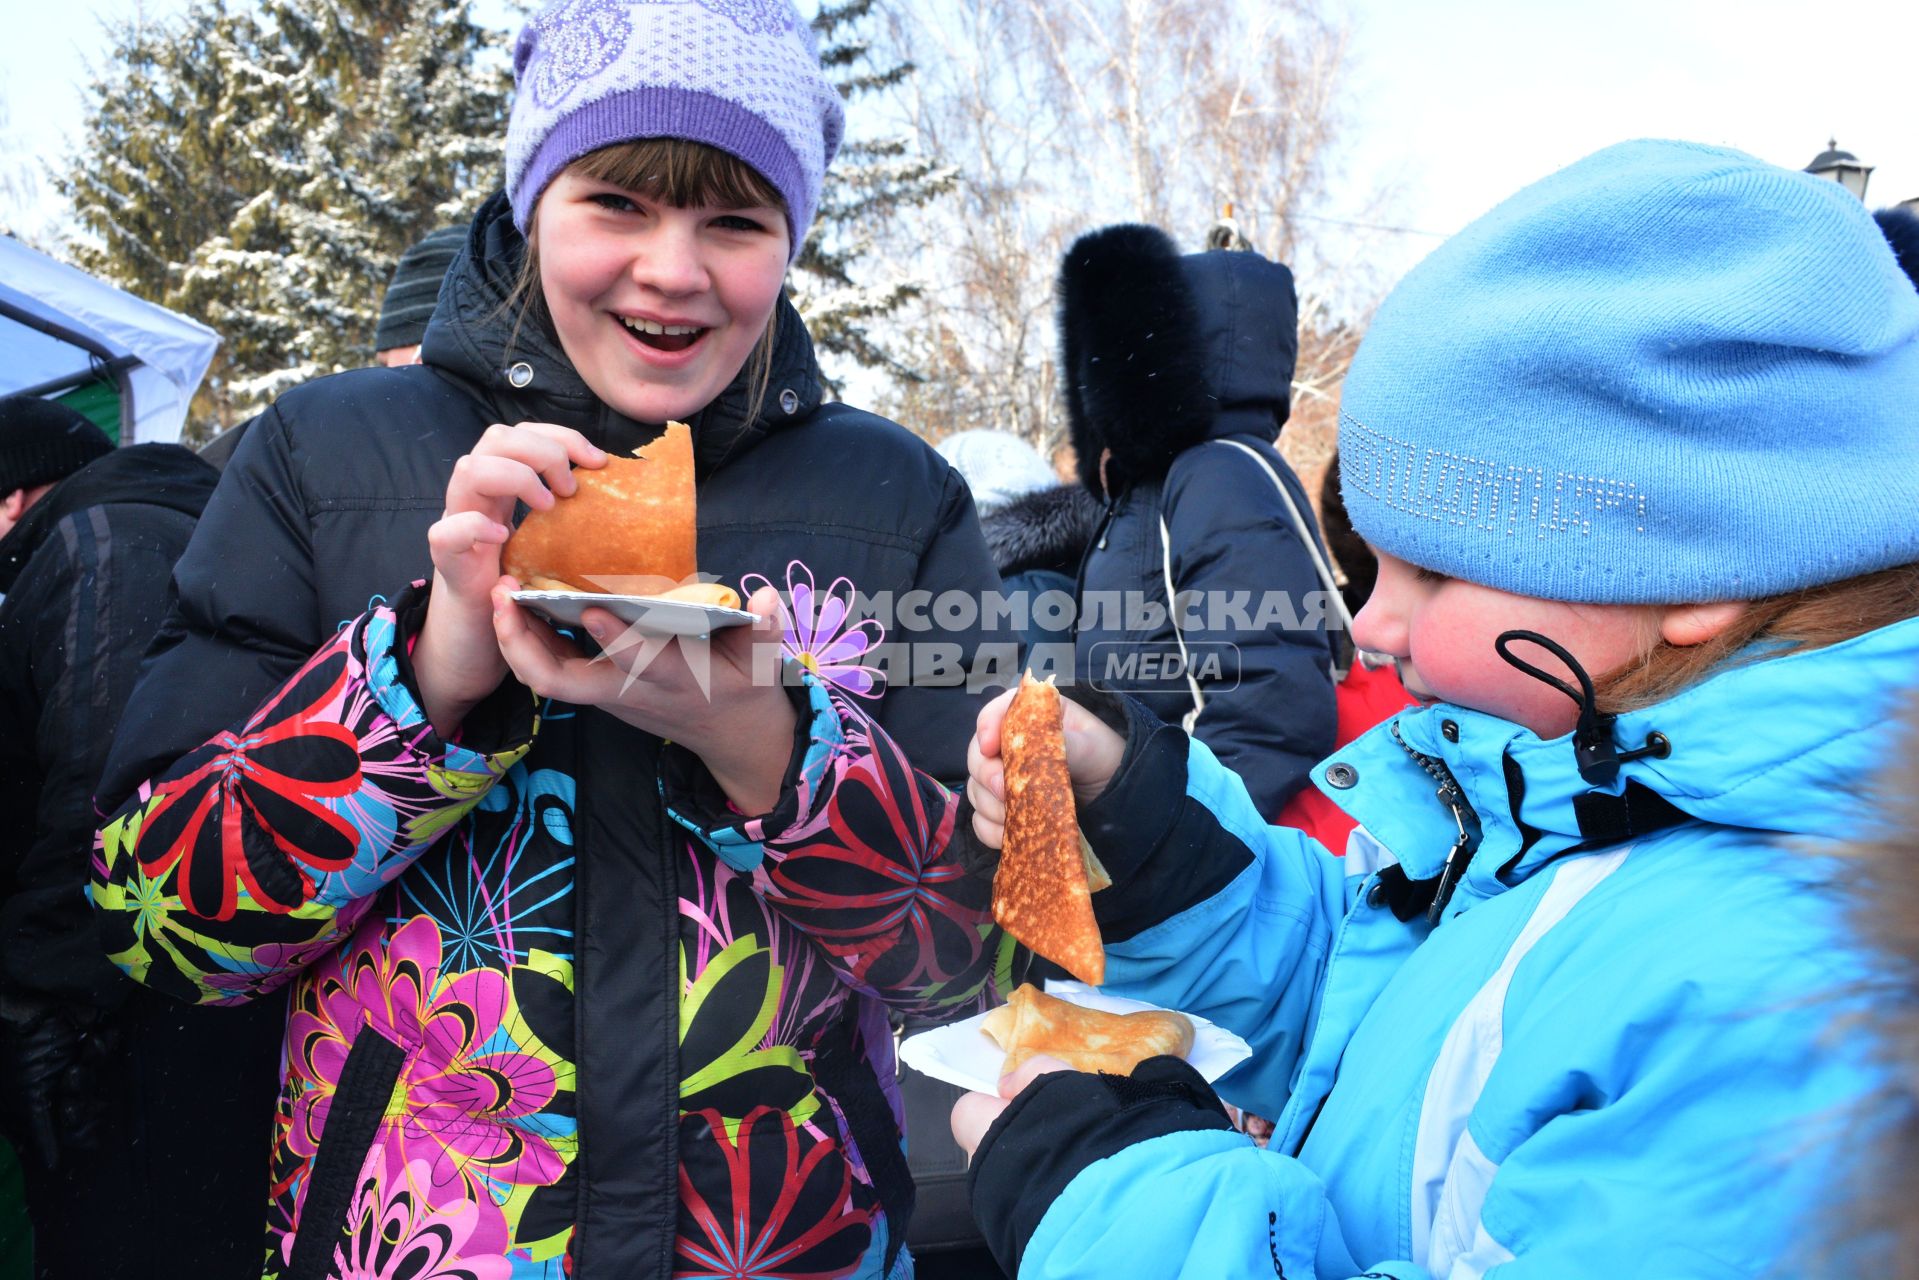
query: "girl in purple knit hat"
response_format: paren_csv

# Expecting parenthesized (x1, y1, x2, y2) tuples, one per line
(88, 2, 1017, 1276)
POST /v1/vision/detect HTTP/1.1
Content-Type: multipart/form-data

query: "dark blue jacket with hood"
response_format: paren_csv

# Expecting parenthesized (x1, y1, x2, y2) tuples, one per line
(1060, 224, 1336, 814)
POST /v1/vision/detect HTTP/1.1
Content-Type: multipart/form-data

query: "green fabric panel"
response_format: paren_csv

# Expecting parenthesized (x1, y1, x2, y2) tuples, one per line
(54, 381, 121, 445)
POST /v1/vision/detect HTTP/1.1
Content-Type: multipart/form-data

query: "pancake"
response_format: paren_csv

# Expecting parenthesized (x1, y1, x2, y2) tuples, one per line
(503, 420, 698, 595)
(993, 672, 1106, 985)
(981, 983, 1195, 1075)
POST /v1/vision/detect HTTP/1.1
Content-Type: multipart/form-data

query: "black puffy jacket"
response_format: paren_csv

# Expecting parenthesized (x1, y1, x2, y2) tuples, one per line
(0, 445, 217, 1003)
(1060, 225, 1337, 814)
(0, 443, 284, 1278)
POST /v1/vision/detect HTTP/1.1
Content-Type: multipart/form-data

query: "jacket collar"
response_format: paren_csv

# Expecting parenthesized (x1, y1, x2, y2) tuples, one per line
(1331, 615, 1919, 893)
(0, 444, 217, 593)
(420, 192, 826, 473)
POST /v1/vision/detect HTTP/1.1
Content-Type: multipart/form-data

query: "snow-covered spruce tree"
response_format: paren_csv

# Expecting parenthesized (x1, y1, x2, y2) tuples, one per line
(792, 0, 955, 400)
(59, 2, 270, 307)
(63, 0, 506, 435)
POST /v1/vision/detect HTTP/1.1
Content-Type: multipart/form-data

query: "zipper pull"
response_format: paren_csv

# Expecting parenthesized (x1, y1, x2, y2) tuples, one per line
(1427, 786, 1473, 924)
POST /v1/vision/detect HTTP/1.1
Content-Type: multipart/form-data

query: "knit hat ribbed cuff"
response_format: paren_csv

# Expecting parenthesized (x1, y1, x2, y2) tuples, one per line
(374, 225, 466, 352)
(0, 396, 115, 494)
(512, 87, 811, 258)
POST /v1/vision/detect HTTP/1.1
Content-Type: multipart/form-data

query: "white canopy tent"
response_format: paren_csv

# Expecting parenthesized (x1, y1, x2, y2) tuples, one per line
(0, 236, 220, 444)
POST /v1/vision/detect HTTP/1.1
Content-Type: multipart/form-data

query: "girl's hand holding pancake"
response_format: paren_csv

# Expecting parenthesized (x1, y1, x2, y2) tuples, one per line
(966, 686, 1125, 850)
(950, 1053, 1074, 1160)
(492, 583, 797, 813)
(416, 423, 606, 735)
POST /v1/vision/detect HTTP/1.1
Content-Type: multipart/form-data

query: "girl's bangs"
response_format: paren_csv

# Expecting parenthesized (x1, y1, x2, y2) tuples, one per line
(571, 139, 783, 212)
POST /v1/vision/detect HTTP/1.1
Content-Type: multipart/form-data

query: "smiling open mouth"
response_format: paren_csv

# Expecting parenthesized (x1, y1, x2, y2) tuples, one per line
(619, 315, 706, 353)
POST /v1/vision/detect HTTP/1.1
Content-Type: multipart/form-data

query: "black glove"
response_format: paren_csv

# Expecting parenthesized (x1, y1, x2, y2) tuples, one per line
(0, 996, 121, 1168)
(969, 1055, 1235, 1274)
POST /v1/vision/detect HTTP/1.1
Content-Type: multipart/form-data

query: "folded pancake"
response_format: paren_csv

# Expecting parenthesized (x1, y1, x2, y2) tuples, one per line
(654, 581, 743, 608)
(993, 672, 1105, 985)
(503, 420, 698, 596)
(981, 983, 1195, 1075)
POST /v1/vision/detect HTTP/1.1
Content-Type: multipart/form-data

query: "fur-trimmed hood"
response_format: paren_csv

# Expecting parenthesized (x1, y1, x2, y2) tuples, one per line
(980, 482, 1105, 578)
(1057, 223, 1298, 498)
(1840, 688, 1919, 1267)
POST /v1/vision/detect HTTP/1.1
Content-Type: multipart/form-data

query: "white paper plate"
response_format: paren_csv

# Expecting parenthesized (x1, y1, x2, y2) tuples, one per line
(897, 980, 1252, 1095)
(509, 590, 759, 637)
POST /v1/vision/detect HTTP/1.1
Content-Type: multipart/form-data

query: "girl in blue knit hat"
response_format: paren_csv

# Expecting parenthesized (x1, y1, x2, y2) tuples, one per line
(87, 2, 1017, 1276)
(941, 138, 1919, 1278)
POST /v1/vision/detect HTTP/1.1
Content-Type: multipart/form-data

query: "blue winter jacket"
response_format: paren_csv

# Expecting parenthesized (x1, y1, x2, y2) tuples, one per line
(968, 617, 1914, 1278)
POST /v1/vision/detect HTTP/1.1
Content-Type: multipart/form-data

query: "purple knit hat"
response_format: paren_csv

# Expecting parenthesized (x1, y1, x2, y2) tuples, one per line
(506, 0, 843, 260)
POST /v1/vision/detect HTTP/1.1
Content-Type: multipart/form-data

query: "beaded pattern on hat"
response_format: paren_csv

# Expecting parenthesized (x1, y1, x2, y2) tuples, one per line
(1339, 414, 1650, 544)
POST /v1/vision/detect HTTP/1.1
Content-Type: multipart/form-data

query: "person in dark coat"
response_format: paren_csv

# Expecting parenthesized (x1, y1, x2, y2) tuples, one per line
(981, 483, 1105, 658)
(87, 4, 1017, 1276)
(1058, 224, 1337, 815)
(0, 395, 283, 1279)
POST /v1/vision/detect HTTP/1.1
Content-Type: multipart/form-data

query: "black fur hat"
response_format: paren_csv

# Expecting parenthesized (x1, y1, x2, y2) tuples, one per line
(1874, 206, 1919, 292)
(1057, 225, 1214, 498)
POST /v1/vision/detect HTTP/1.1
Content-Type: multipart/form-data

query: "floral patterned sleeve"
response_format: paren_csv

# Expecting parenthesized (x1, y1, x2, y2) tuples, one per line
(665, 676, 1015, 1022)
(89, 587, 536, 1006)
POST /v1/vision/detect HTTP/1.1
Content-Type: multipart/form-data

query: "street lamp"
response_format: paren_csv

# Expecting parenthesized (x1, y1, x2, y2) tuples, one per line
(1805, 139, 1874, 201)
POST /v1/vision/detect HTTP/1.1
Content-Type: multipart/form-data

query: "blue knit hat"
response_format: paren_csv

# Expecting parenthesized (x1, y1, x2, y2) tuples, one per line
(505, 0, 843, 259)
(1339, 139, 1919, 604)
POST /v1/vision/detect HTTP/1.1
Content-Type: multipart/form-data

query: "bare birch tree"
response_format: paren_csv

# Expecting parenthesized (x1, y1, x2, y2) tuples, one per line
(866, 0, 1371, 490)
(0, 94, 55, 250)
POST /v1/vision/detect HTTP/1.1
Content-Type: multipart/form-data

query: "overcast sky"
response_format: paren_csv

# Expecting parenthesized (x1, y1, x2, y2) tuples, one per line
(5, 0, 1913, 285)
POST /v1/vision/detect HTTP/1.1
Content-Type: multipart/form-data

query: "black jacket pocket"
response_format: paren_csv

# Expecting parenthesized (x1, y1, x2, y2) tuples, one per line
(284, 1024, 405, 1280)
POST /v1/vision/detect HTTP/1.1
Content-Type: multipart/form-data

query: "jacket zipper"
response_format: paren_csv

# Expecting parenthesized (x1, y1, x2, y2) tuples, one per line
(1070, 496, 1121, 644)
(1388, 721, 1482, 923)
